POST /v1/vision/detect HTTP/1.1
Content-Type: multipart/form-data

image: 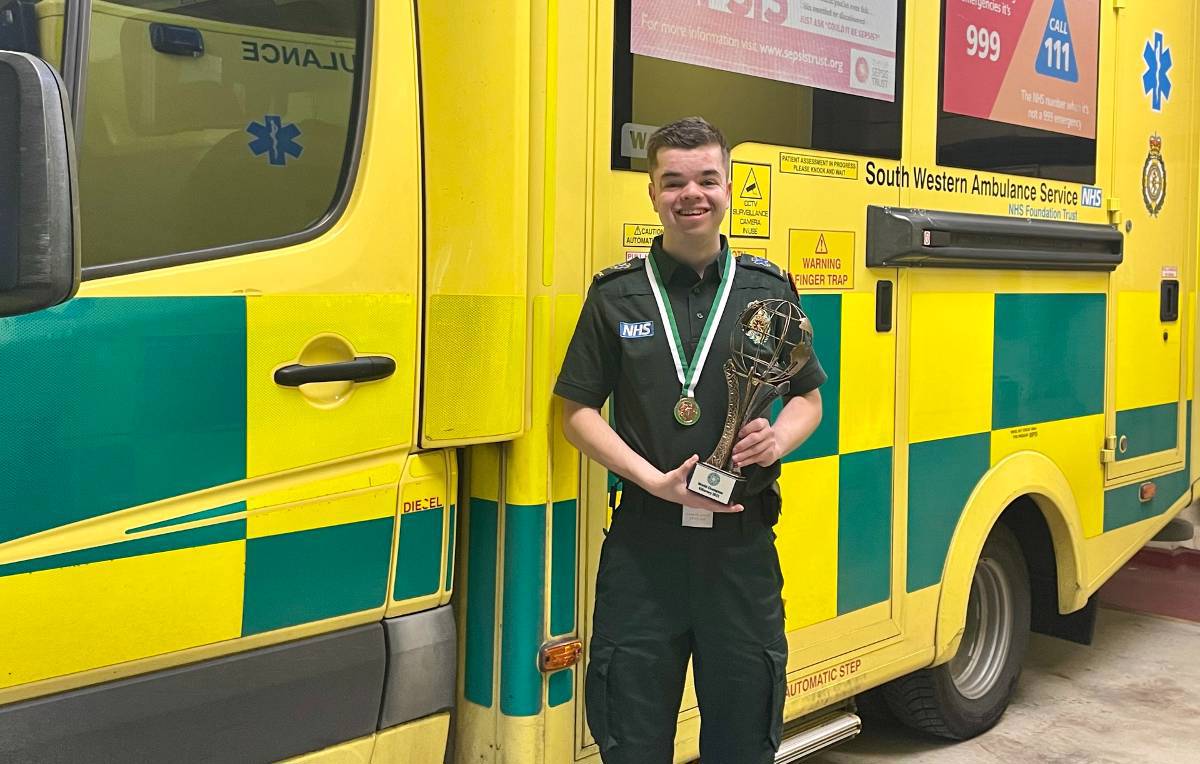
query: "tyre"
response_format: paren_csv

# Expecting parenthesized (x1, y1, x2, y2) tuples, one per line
(852, 685, 896, 724)
(883, 523, 1031, 740)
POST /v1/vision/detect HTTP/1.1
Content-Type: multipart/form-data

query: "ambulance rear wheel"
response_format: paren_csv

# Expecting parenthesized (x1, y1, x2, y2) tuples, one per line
(883, 523, 1030, 740)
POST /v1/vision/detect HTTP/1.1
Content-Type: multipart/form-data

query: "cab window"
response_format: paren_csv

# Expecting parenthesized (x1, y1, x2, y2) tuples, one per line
(78, 0, 365, 272)
(0, 0, 65, 69)
(612, 0, 905, 170)
(936, 0, 1099, 183)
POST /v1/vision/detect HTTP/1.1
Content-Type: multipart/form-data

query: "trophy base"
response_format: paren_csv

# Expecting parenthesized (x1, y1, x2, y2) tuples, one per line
(688, 462, 743, 505)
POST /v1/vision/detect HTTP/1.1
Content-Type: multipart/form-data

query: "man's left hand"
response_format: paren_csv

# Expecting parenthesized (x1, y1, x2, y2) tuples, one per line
(731, 418, 778, 469)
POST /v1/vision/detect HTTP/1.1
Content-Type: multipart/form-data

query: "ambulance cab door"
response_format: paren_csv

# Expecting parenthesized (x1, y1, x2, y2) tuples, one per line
(0, 1, 427, 759)
(1103, 2, 1191, 494)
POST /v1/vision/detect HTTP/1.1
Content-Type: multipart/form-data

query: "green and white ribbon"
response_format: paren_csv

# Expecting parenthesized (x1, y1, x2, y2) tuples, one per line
(645, 247, 736, 399)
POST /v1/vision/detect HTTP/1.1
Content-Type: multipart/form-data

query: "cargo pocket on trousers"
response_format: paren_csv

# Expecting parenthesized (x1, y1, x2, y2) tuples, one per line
(764, 635, 789, 751)
(585, 637, 618, 752)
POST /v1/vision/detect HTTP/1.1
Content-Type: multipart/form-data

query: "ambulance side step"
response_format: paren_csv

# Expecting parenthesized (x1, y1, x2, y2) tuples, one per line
(775, 711, 861, 763)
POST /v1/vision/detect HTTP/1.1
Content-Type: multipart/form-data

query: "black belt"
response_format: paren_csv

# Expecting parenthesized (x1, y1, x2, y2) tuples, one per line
(616, 482, 778, 529)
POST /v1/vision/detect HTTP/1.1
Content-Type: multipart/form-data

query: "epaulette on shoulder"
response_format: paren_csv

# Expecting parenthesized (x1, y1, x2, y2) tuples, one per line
(736, 254, 789, 282)
(593, 256, 647, 283)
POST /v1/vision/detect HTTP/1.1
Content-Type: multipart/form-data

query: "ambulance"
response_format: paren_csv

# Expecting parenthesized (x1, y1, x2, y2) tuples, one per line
(0, 1, 1195, 762)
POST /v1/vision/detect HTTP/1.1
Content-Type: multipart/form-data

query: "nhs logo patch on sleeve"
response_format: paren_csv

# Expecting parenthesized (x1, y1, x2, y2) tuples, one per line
(619, 321, 654, 338)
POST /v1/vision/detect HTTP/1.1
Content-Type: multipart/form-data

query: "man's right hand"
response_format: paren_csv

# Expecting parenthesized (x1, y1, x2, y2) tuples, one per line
(646, 455, 744, 514)
(559, 402, 742, 514)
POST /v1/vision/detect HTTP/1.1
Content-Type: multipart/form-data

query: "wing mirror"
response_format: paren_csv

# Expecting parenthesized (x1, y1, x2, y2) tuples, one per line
(0, 51, 79, 318)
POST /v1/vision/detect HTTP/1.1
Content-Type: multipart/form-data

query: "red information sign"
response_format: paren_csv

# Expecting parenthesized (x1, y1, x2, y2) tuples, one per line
(942, 0, 1098, 139)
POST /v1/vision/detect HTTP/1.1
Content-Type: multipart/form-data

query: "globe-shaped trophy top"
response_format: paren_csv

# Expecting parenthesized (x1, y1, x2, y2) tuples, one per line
(730, 299, 813, 382)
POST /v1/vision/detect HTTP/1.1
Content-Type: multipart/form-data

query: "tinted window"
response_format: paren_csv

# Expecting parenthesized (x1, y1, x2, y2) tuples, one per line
(612, 0, 906, 171)
(936, 0, 1098, 184)
(0, 0, 66, 69)
(78, 0, 364, 270)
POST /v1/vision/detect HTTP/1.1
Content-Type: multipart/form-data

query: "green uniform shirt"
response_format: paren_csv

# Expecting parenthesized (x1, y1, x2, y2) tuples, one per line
(554, 235, 827, 499)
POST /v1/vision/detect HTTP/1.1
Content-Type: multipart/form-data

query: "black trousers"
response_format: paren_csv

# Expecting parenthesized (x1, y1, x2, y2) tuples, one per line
(585, 489, 787, 764)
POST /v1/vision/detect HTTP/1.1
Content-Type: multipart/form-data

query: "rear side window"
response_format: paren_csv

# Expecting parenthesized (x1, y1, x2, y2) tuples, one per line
(78, 0, 365, 271)
(612, 0, 906, 170)
(937, 0, 1099, 183)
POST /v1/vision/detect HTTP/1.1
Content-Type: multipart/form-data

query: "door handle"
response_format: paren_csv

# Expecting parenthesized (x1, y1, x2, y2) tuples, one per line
(274, 356, 396, 387)
(1160, 278, 1180, 322)
(149, 23, 205, 57)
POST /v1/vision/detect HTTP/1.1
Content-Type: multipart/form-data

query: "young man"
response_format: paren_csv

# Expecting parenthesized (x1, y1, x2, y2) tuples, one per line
(554, 118, 826, 764)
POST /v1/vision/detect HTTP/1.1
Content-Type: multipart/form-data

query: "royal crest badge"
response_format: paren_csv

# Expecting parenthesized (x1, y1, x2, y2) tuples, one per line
(1142, 133, 1166, 216)
(745, 304, 772, 346)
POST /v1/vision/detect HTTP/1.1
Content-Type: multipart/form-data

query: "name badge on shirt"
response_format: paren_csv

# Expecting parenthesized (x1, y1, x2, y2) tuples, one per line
(619, 321, 654, 338)
(682, 505, 714, 528)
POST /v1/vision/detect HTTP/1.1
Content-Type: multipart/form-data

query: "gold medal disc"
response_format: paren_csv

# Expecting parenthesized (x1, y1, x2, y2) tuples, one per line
(674, 396, 700, 426)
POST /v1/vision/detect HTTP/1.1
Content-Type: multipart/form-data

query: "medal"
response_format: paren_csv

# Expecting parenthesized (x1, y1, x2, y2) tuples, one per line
(646, 243, 736, 426)
(674, 396, 701, 426)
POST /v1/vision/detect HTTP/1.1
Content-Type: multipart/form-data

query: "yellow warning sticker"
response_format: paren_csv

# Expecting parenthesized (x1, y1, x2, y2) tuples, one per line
(623, 222, 663, 248)
(731, 161, 771, 239)
(779, 152, 860, 180)
(789, 229, 855, 290)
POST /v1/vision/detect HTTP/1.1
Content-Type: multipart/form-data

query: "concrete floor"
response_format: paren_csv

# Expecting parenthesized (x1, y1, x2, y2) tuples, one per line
(809, 608, 1200, 764)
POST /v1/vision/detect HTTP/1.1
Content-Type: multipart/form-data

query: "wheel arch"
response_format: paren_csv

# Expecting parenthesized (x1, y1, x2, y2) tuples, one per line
(932, 450, 1088, 665)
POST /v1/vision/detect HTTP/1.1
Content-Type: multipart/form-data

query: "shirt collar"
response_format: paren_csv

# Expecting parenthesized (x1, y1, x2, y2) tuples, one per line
(649, 235, 730, 284)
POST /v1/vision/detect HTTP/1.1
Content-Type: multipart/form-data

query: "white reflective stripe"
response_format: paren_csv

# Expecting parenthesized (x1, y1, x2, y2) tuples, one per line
(686, 252, 736, 397)
(645, 258, 686, 388)
(645, 248, 736, 397)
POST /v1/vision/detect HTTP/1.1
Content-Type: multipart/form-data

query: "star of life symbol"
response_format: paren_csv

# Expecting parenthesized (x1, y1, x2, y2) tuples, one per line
(247, 115, 303, 166)
(1142, 32, 1173, 112)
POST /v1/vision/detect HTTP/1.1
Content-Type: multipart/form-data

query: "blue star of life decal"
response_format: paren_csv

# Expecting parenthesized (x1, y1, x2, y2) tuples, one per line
(1142, 32, 1173, 112)
(246, 115, 303, 166)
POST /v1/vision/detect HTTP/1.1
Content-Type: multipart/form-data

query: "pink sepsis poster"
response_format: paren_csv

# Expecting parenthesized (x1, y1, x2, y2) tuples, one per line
(942, 0, 1098, 138)
(630, 0, 898, 102)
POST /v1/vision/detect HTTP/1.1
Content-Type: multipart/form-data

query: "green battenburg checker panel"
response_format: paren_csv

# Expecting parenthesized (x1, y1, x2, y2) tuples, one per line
(0, 518, 246, 578)
(550, 500, 577, 636)
(1104, 399, 1192, 532)
(780, 293, 841, 462)
(548, 668, 573, 708)
(0, 297, 247, 544)
(393, 506, 445, 600)
(500, 504, 546, 717)
(838, 447, 892, 613)
(242, 517, 393, 635)
(464, 498, 498, 707)
(908, 433, 990, 592)
(127, 502, 246, 534)
(992, 293, 1105, 429)
(1116, 402, 1178, 460)
(1104, 469, 1189, 532)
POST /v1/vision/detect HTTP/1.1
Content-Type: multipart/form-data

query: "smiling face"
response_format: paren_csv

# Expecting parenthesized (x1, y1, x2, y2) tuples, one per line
(648, 144, 731, 244)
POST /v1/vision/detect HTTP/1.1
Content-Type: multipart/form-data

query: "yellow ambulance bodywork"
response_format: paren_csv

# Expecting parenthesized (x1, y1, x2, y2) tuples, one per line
(1, 0, 1197, 761)
(1, 1, 454, 760)
(449, 1, 1199, 762)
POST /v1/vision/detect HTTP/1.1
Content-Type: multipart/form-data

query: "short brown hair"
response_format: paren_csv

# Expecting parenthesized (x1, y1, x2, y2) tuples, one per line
(645, 117, 730, 176)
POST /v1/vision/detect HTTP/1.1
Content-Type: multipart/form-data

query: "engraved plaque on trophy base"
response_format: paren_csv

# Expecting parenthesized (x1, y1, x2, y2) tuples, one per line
(688, 462, 741, 505)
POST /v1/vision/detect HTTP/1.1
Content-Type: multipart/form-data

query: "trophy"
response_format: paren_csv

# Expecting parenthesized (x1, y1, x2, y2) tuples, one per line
(688, 298, 813, 504)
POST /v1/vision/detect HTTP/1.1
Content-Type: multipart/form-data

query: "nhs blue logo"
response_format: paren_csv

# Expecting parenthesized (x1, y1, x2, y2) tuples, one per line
(619, 321, 654, 339)
(1081, 185, 1103, 208)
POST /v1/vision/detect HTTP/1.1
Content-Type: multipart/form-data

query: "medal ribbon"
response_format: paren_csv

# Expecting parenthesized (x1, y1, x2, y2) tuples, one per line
(645, 245, 736, 399)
